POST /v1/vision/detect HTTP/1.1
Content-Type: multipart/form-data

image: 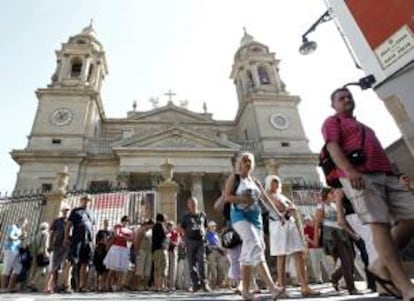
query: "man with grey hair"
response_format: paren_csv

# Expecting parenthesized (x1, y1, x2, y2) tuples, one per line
(179, 197, 210, 292)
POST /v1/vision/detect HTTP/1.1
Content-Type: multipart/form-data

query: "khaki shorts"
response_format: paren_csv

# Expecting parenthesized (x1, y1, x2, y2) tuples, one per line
(340, 173, 414, 224)
(134, 249, 152, 277)
(153, 249, 168, 277)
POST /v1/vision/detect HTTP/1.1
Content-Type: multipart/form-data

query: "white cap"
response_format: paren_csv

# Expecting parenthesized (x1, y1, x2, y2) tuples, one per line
(208, 221, 217, 227)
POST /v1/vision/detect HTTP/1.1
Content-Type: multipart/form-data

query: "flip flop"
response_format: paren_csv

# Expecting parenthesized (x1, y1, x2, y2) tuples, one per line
(365, 269, 402, 299)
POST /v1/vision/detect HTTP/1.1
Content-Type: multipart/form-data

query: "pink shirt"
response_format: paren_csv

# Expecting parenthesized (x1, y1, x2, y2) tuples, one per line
(322, 113, 392, 176)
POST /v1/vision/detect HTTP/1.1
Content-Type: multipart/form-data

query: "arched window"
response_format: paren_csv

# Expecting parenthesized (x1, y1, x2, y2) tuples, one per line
(246, 70, 255, 88)
(70, 57, 83, 78)
(87, 64, 94, 82)
(258, 65, 270, 84)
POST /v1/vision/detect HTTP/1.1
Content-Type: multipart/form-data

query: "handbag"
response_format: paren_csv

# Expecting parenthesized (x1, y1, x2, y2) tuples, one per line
(221, 227, 242, 249)
(319, 119, 366, 187)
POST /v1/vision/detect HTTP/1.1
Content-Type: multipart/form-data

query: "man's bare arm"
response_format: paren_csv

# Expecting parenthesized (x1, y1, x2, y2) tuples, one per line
(326, 141, 364, 190)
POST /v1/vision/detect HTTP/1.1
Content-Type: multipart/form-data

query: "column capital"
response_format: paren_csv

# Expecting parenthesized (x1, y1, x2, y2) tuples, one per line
(264, 158, 280, 176)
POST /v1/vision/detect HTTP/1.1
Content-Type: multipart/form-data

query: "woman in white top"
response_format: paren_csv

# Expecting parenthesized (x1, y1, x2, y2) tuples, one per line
(265, 175, 319, 297)
(224, 152, 283, 300)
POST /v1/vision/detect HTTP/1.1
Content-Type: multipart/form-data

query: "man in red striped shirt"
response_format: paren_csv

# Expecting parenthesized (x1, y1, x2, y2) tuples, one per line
(322, 87, 414, 300)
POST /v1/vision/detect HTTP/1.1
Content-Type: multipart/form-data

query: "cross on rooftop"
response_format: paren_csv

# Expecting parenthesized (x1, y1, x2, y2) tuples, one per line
(164, 89, 176, 103)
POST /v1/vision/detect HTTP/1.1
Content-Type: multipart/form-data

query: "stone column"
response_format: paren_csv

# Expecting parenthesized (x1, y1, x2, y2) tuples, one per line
(43, 166, 69, 224)
(157, 159, 178, 222)
(191, 172, 205, 211)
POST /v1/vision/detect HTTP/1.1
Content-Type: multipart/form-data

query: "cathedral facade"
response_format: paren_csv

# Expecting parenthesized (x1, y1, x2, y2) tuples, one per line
(11, 25, 318, 219)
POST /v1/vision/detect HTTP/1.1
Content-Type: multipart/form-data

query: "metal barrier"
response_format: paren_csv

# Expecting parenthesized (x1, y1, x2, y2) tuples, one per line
(0, 191, 46, 253)
(63, 189, 157, 230)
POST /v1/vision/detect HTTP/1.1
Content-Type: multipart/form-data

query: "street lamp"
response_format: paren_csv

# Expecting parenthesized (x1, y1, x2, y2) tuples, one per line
(298, 9, 333, 55)
(344, 74, 376, 90)
(299, 37, 317, 55)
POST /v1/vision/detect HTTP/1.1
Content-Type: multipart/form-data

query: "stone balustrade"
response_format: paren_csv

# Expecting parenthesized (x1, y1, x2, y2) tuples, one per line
(86, 137, 120, 153)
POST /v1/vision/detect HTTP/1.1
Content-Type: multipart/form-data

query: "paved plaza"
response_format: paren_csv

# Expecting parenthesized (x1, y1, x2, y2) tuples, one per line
(0, 283, 399, 301)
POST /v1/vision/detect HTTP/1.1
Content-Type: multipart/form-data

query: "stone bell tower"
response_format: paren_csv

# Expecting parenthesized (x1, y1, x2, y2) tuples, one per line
(12, 23, 109, 190)
(230, 29, 318, 181)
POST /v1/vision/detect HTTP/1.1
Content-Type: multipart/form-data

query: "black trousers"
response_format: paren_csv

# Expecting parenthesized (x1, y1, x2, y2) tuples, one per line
(331, 237, 356, 291)
(186, 239, 207, 289)
(353, 237, 376, 291)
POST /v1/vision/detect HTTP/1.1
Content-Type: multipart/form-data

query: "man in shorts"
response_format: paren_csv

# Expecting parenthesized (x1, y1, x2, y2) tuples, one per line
(1, 217, 27, 292)
(45, 204, 71, 293)
(63, 195, 95, 292)
(322, 87, 414, 300)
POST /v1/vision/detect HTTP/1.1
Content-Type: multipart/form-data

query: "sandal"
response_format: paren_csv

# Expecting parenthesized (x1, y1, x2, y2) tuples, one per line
(365, 268, 402, 299)
(301, 287, 320, 297)
(44, 288, 54, 294)
(271, 287, 284, 300)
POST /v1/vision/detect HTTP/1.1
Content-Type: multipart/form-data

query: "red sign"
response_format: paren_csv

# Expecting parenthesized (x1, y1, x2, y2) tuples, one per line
(346, 0, 414, 49)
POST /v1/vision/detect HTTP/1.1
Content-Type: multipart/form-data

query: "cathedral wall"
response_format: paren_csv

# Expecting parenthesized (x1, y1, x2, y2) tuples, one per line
(14, 162, 80, 191)
(31, 96, 90, 136)
(82, 164, 119, 187)
(277, 164, 320, 183)
(260, 140, 313, 155)
(119, 155, 232, 174)
(28, 137, 84, 151)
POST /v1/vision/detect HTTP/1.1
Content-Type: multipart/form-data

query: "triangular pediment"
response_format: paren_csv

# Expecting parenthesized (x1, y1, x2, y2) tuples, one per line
(128, 102, 213, 123)
(115, 126, 239, 150)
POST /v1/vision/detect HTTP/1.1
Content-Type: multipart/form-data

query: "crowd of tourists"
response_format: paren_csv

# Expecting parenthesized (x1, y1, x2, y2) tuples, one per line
(1, 87, 414, 301)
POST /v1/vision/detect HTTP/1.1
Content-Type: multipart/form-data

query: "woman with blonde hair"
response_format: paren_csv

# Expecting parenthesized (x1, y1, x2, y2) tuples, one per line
(224, 152, 283, 300)
(265, 175, 319, 297)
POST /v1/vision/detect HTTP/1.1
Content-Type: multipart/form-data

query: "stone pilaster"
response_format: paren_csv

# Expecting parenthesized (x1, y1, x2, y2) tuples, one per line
(157, 159, 178, 222)
(43, 166, 69, 224)
(191, 172, 205, 211)
(157, 181, 179, 222)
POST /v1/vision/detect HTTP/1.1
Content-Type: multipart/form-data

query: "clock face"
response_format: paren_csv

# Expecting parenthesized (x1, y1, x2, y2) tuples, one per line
(269, 113, 289, 130)
(51, 108, 73, 126)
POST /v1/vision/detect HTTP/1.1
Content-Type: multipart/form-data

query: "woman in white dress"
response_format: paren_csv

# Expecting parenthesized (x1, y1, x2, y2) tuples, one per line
(265, 175, 319, 297)
(103, 216, 133, 291)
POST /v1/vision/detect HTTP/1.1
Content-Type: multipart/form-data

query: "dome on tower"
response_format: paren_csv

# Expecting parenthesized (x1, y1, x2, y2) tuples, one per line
(81, 22, 97, 38)
(240, 28, 254, 46)
(67, 21, 103, 51)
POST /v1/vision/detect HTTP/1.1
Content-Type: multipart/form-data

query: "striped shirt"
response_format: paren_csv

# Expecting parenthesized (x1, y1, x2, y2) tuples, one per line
(322, 113, 392, 176)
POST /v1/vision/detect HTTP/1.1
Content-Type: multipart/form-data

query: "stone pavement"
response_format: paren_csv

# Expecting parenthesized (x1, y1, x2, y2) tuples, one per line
(0, 283, 400, 301)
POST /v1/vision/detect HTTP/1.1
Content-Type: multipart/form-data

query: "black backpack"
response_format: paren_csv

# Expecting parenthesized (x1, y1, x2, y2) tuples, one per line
(222, 174, 241, 221)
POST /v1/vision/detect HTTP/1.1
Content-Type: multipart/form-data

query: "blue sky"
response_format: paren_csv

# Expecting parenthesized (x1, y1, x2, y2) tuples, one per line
(0, 0, 400, 192)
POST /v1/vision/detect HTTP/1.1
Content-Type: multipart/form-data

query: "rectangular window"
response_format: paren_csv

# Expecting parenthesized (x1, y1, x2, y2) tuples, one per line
(52, 138, 61, 144)
(41, 183, 52, 192)
(89, 180, 110, 192)
(281, 142, 290, 147)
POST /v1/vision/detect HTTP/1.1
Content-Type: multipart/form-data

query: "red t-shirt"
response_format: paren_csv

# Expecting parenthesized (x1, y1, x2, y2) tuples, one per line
(304, 224, 317, 249)
(322, 113, 392, 176)
(112, 224, 133, 247)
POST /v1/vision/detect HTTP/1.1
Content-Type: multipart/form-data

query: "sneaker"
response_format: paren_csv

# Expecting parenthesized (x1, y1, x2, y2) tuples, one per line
(202, 284, 212, 292)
